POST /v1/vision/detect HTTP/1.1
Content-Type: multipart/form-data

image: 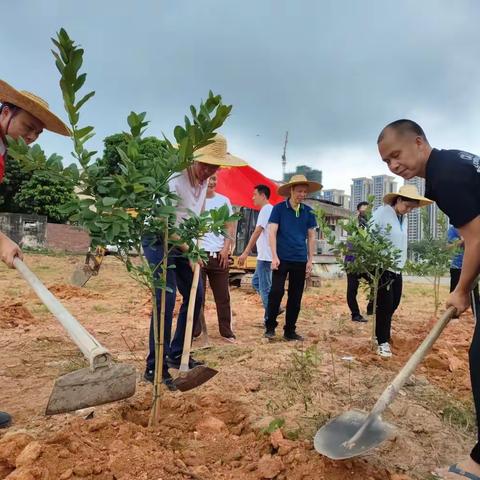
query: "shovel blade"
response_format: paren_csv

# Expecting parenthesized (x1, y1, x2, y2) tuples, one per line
(46, 363, 137, 415)
(70, 266, 94, 287)
(173, 365, 218, 392)
(314, 410, 395, 460)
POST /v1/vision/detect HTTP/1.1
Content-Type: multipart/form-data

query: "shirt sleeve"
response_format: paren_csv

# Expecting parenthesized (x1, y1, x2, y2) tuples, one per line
(447, 227, 458, 243)
(256, 207, 269, 229)
(269, 205, 281, 224)
(307, 209, 318, 229)
(437, 178, 479, 228)
(431, 157, 480, 228)
(224, 197, 233, 215)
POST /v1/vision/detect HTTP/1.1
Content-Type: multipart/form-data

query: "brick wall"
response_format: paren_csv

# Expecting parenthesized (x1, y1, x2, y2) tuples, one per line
(45, 223, 90, 253)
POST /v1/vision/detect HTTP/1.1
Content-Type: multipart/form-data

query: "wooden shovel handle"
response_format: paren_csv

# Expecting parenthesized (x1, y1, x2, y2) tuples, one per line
(179, 262, 201, 372)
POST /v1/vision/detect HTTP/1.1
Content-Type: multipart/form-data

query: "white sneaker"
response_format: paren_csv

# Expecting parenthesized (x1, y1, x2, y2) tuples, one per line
(377, 342, 392, 358)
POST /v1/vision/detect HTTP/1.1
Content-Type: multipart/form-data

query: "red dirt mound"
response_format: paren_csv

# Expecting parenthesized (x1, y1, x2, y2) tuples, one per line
(0, 302, 35, 329)
(47, 284, 102, 300)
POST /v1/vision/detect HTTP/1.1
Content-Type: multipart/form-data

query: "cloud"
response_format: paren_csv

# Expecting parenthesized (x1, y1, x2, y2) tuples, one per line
(3, 0, 480, 192)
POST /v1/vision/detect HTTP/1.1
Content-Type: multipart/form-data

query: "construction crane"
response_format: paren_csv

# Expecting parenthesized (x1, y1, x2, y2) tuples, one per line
(281, 131, 288, 179)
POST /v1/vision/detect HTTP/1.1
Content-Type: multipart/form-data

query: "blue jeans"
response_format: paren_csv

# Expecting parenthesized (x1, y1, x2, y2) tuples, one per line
(252, 260, 272, 321)
(142, 237, 204, 373)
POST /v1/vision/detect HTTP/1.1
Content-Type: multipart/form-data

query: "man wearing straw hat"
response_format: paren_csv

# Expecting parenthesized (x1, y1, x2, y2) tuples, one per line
(142, 134, 246, 390)
(371, 184, 432, 358)
(377, 119, 480, 479)
(0, 79, 70, 428)
(265, 174, 321, 341)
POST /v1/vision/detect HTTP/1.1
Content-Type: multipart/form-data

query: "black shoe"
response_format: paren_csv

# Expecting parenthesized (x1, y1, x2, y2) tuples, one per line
(143, 369, 178, 391)
(166, 356, 205, 370)
(264, 329, 275, 339)
(352, 314, 368, 323)
(0, 411, 12, 429)
(283, 332, 304, 341)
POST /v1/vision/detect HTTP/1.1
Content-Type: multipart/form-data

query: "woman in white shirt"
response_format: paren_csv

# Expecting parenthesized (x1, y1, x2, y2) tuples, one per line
(371, 185, 432, 357)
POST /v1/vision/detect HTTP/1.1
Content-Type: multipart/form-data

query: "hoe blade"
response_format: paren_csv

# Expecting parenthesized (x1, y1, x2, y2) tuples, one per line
(70, 265, 94, 287)
(46, 363, 137, 415)
(173, 365, 218, 392)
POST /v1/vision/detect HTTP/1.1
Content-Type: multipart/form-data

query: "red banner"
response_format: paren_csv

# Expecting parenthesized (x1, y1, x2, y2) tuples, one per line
(215, 165, 283, 210)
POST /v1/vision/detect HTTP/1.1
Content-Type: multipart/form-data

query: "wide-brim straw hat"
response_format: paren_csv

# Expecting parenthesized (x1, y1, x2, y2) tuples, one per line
(194, 133, 247, 167)
(383, 184, 433, 207)
(278, 174, 322, 197)
(0, 79, 70, 136)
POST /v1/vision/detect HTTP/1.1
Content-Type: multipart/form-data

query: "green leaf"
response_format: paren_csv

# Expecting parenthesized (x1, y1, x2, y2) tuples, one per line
(102, 197, 118, 206)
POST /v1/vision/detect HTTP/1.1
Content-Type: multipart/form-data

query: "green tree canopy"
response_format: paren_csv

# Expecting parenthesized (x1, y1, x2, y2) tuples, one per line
(13, 170, 77, 223)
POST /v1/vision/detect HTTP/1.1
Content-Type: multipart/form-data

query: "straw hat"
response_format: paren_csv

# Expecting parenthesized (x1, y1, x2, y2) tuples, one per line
(194, 133, 247, 167)
(0, 79, 69, 136)
(278, 174, 322, 197)
(383, 184, 433, 207)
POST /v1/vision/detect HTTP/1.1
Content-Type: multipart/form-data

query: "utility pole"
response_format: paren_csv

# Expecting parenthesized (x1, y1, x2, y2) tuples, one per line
(281, 131, 288, 180)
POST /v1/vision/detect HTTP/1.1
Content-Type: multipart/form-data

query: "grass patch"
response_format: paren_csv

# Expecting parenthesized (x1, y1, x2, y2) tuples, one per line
(92, 304, 110, 313)
(441, 402, 476, 432)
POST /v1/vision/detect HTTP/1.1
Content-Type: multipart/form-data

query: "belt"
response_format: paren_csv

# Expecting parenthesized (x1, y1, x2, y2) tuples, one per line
(205, 251, 220, 258)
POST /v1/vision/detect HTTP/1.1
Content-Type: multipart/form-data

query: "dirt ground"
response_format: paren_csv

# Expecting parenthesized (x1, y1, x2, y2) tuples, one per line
(0, 254, 477, 480)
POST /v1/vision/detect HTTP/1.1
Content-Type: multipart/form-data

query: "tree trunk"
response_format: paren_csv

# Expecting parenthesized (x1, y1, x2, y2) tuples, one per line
(149, 225, 168, 427)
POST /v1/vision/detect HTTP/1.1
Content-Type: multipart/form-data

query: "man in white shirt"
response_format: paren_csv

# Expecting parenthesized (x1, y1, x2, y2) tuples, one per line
(196, 174, 236, 341)
(238, 184, 274, 325)
(143, 134, 246, 388)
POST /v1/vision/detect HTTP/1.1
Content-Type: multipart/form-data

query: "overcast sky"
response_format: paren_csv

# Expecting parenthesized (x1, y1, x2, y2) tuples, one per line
(4, 0, 480, 192)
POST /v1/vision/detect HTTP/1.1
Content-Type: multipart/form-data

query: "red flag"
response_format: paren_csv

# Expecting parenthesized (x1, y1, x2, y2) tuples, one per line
(216, 165, 283, 210)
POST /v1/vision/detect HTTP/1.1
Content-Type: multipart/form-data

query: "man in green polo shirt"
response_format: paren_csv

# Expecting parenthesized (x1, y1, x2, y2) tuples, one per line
(265, 175, 321, 341)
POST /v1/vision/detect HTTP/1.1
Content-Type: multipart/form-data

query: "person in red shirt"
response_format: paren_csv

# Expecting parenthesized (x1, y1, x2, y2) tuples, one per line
(0, 79, 69, 428)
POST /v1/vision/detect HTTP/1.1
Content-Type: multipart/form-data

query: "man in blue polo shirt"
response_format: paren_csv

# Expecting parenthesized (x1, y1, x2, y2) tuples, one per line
(265, 174, 321, 341)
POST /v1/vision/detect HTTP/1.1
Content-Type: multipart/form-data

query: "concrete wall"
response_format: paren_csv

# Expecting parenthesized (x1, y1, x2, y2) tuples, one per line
(0, 213, 91, 253)
(0, 212, 47, 248)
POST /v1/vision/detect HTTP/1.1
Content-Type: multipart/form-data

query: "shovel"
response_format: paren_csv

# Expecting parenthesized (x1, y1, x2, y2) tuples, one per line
(314, 306, 456, 460)
(13, 258, 137, 415)
(173, 262, 218, 392)
(71, 246, 107, 287)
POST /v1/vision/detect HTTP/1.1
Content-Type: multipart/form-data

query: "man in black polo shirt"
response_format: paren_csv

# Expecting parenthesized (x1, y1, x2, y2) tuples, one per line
(378, 119, 480, 479)
(265, 174, 321, 341)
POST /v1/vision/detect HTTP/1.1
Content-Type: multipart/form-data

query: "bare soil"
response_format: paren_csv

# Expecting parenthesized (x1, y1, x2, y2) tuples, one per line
(0, 254, 476, 479)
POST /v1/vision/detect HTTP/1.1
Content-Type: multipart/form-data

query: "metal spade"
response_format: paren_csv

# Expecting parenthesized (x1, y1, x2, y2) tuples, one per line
(314, 307, 456, 459)
(14, 258, 137, 415)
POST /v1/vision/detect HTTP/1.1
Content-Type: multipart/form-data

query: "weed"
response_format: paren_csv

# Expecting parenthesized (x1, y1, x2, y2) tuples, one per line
(261, 418, 285, 434)
(280, 345, 322, 412)
(441, 402, 476, 432)
(61, 355, 88, 373)
(92, 304, 110, 313)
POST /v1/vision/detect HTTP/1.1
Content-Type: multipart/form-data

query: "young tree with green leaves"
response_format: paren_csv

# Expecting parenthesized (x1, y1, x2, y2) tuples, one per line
(404, 208, 452, 316)
(316, 198, 401, 348)
(8, 28, 237, 426)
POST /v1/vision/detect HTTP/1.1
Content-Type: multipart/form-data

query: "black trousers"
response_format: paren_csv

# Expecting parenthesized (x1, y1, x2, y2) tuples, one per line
(375, 271, 403, 344)
(450, 268, 480, 322)
(266, 261, 306, 334)
(346, 272, 373, 317)
(450, 269, 480, 461)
